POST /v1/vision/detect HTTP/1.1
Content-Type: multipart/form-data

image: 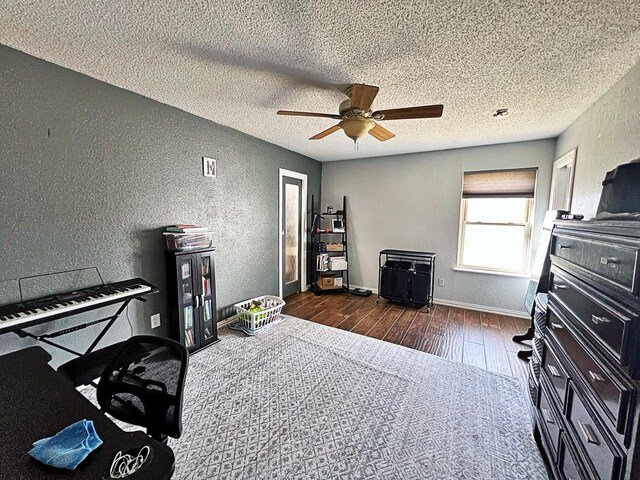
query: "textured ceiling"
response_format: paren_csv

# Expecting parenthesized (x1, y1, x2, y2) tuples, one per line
(1, 1, 639, 162)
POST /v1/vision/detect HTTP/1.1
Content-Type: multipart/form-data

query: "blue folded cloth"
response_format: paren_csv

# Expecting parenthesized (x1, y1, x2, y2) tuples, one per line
(29, 419, 103, 470)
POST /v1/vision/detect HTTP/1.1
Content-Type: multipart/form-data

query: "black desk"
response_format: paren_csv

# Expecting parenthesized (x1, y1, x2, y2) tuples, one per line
(0, 347, 174, 479)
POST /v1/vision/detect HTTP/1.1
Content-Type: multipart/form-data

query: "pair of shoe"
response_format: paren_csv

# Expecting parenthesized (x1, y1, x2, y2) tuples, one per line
(513, 328, 534, 360)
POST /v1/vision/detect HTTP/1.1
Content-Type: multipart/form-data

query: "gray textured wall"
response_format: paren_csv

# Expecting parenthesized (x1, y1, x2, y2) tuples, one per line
(0, 45, 321, 365)
(322, 140, 556, 315)
(555, 61, 640, 219)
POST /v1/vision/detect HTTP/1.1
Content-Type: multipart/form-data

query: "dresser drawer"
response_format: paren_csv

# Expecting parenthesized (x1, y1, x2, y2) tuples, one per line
(550, 267, 636, 365)
(560, 433, 588, 480)
(548, 305, 634, 435)
(553, 233, 585, 266)
(552, 233, 640, 294)
(566, 384, 624, 480)
(538, 376, 562, 462)
(542, 339, 569, 407)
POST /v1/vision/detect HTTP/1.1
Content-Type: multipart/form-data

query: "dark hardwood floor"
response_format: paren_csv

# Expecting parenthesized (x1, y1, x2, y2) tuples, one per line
(283, 291, 532, 384)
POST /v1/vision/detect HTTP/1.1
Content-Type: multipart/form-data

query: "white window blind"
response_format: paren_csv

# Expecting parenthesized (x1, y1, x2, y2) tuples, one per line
(462, 168, 537, 198)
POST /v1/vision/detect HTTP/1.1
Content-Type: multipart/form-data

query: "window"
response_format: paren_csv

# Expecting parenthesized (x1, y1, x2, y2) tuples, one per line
(457, 168, 537, 274)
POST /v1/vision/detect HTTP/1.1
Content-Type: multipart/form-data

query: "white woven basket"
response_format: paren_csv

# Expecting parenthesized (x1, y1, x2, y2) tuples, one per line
(233, 295, 285, 335)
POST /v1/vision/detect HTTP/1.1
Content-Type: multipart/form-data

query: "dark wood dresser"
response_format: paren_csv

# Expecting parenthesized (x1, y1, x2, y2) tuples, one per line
(531, 220, 640, 480)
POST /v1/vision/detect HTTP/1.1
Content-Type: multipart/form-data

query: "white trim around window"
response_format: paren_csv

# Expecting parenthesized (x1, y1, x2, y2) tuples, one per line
(456, 196, 534, 275)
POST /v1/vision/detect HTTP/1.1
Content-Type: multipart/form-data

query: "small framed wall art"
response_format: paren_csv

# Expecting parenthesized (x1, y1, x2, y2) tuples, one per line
(202, 156, 217, 178)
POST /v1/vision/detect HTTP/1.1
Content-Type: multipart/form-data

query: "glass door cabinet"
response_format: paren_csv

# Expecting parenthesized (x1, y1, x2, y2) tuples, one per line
(166, 248, 219, 351)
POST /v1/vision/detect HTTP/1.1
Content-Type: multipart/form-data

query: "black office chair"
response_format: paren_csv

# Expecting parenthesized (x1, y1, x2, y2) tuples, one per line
(96, 335, 189, 442)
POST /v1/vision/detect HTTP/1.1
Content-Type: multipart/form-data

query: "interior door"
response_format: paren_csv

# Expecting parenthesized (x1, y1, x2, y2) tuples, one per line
(282, 176, 303, 298)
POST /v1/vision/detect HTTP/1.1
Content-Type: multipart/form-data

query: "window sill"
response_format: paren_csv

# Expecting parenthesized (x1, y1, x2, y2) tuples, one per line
(452, 266, 530, 278)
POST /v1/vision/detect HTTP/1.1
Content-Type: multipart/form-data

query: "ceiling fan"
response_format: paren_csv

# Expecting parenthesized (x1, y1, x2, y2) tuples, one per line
(277, 84, 443, 144)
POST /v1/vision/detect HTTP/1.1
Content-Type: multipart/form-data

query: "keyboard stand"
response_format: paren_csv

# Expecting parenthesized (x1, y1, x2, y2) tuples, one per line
(1, 269, 158, 366)
(15, 296, 146, 358)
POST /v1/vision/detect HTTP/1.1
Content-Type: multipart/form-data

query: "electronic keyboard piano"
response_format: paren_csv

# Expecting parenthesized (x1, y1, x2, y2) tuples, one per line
(0, 278, 157, 335)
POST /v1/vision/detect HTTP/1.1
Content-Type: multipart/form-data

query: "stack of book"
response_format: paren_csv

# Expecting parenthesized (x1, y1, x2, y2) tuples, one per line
(164, 224, 213, 251)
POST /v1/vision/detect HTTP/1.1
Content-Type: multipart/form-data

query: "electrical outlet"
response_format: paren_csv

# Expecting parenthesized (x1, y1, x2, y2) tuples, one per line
(151, 313, 161, 329)
(437, 278, 445, 287)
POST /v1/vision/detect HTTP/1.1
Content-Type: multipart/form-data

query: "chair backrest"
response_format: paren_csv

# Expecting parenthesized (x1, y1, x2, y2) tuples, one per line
(97, 335, 189, 440)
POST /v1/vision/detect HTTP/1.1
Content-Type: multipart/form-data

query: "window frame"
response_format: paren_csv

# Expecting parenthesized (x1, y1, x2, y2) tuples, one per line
(456, 196, 534, 275)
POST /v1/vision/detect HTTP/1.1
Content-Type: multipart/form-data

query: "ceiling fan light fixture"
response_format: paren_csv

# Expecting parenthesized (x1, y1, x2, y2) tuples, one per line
(339, 117, 375, 142)
(277, 83, 443, 146)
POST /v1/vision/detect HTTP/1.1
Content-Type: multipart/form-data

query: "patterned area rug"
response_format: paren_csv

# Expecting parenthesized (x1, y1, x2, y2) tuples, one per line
(169, 316, 547, 479)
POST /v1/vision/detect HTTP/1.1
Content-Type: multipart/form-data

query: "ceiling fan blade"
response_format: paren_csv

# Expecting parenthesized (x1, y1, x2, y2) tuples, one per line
(373, 104, 444, 120)
(277, 110, 342, 120)
(309, 125, 341, 140)
(350, 84, 379, 111)
(369, 122, 395, 142)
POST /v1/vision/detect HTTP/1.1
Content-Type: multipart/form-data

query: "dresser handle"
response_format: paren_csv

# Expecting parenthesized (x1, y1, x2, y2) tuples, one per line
(589, 370, 606, 383)
(558, 244, 571, 249)
(548, 365, 562, 378)
(194, 295, 200, 309)
(600, 256, 618, 265)
(577, 421, 600, 445)
(551, 322, 564, 330)
(554, 284, 567, 290)
(541, 408, 554, 424)
(591, 314, 611, 325)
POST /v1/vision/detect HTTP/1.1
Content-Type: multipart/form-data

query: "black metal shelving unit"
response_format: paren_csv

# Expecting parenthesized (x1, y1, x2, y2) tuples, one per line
(310, 194, 350, 295)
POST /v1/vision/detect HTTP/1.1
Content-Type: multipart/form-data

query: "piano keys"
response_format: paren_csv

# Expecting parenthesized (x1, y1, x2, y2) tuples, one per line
(0, 278, 157, 334)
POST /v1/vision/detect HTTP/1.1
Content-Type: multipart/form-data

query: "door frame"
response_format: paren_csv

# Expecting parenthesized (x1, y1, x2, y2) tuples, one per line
(549, 147, 577, 211)
(278, 168, 308, 299)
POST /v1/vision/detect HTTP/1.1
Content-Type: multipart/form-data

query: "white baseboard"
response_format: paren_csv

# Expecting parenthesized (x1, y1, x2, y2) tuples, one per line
(432, 298, 530, 319)
(349, 284, 529, 319)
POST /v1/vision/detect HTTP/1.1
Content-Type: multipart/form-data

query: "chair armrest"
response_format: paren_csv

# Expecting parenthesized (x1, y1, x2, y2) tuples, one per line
(57, 342, 126, 387)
